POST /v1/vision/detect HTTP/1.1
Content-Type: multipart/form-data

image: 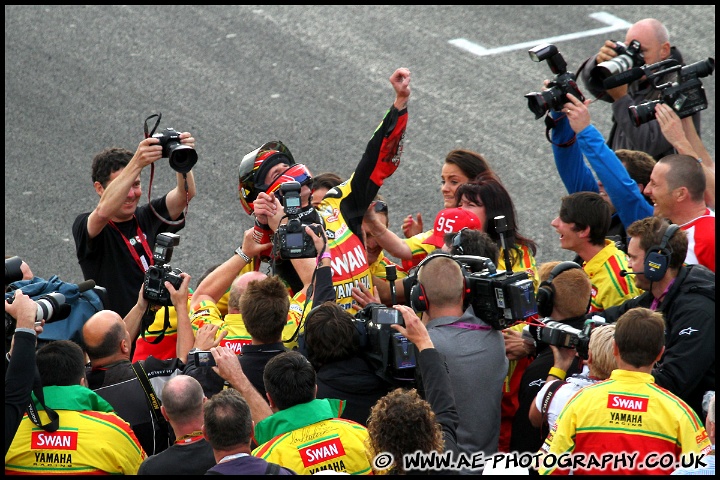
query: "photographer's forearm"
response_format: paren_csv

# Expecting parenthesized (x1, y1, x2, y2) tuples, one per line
(174, 301, 194, 364)
(166, 170, 196, 220)
(191, 253, 247, 310)
(123, 299, 147, 341)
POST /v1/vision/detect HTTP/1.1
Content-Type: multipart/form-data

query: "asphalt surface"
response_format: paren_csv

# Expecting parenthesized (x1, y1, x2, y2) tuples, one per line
(5, 5, 715, 288)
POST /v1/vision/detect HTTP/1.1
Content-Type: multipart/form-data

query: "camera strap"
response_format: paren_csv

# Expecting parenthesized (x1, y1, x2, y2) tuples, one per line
(26, 365, 60, 432)
(131, 360, 171, 441)
(544, 113, 577, 148)
(140, 305, 171, 344)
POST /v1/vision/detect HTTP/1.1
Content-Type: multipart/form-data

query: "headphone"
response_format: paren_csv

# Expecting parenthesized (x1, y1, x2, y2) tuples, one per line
(409, 253, 469, 312)
(643, 224, 680, 282)
(536, 261, 583, 318)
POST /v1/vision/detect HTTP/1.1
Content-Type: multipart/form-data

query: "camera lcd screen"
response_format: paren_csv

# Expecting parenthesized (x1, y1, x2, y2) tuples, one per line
(373, 308, 402, 325)
(285, 195, 301, 208)
(286, 232, 304, 248)
(194, 351, 216, 367)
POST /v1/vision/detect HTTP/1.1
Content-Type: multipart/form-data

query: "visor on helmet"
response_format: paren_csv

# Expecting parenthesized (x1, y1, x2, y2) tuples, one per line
(238, 141, 296, 214)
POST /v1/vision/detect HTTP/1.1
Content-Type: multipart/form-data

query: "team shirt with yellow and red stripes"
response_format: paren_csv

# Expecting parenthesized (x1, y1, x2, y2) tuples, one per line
(538, 370, 712, 475)
(582, 239, 641, 313)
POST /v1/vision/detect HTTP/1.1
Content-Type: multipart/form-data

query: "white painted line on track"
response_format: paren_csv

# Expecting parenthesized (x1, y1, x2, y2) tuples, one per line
(449, 11, 633, 57)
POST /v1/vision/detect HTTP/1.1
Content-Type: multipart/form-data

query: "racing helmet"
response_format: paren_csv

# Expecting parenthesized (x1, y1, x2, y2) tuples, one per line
(238, 141, 296, 214)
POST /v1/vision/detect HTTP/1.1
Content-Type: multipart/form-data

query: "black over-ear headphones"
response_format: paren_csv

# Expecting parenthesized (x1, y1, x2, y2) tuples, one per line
(409, 253, 469, 312)
(643, 224, 680, 282)
(536, 261, 583, 318)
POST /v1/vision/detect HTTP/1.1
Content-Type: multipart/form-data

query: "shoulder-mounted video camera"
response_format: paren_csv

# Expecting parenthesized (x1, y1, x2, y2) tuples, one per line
(143, 232, 184, 306)
(628, 57, 715, 126)
(273, 181, 322, 259)
(525, 44, 585, 119)
(352, 303, 416, 387)
(533, 316, 608, 360)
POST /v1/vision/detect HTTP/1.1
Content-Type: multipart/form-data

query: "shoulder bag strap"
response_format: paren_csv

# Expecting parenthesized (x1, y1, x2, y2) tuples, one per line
(131, 360, 168, 430)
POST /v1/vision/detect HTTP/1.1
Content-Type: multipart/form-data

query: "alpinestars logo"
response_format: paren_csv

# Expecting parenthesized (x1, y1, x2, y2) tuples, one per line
(679, 327, 698, 336)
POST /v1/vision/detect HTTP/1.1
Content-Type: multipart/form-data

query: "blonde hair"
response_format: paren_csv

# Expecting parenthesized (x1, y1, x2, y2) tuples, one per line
(587, 324, 617, 379)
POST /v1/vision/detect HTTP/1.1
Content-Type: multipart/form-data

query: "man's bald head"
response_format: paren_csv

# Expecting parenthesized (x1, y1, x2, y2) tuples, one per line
(82, 310, 130, 361)
(228, 271, 268, 312)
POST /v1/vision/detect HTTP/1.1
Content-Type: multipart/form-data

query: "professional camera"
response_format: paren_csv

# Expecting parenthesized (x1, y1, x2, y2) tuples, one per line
(5, 256, 24, 286)
(525, 43, 585, 119)
(533, 316, 608, 360)
(461, 258, 538, 330)
(152, 127, 198, 174)
(273, 181, 322, 259)
(353, 303, 416, 387)
(629, 57, 715, 126)
(143, 232, 184, 306)
(5, 292, 69, 344)
(590, 39, 645, 87)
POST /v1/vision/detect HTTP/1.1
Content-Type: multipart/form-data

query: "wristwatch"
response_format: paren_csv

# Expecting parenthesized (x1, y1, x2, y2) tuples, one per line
(234, 247, 251, 263)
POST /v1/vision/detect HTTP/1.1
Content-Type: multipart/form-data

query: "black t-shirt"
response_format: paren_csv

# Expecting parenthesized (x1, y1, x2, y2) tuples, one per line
(137, 438, 216, 475)
(72, 196, 184, 318)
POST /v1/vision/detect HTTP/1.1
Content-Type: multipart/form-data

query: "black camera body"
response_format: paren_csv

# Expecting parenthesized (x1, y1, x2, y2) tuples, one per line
(533, 317, 608, 360)
(152, 127, 198, 174)
(353, 303, 416, 387)
(525, 44, 585, 119)
(629, 57, 715, 126)
(273, 181, 321, 259)
(591, 39, 645, 85)
(193, 350, 217, 367)
(143, 233, 184, 306)
(5, 256, 24, 286)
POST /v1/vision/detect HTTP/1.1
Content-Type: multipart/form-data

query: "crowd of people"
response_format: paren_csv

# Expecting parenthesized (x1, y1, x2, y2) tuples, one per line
(5, 17, 715, 475)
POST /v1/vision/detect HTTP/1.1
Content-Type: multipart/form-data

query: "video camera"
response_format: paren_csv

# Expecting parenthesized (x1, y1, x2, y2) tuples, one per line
(273, 181, 322, 259)
(628, 57, 715, 126)
(352, 303, 416, 387)
(454, 255, 538, 331)
(5, 292, 69, 345)
(533, 316, 608, 360)
(143, 232, 184, 306)
(525, 44, 585, 119)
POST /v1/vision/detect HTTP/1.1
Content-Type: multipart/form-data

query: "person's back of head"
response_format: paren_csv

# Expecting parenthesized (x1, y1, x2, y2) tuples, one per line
(37, 340, 86, 387)
(228, 271, 268, 313)
(303, 301, 360, 369)
(263, 350, 316, 410)
(615, 149, 656, 203)
(626, 217, 688, 271)
(417, 255, 465, 311)
(91, 147, 133, 185)
(587, 324, 617, 380)
(161, 375, 205, 424)
(559, 192, 612, 246)
(81, 310, 128, 361)
(614, 307, 665, 368)
(203, 388, 253, 451)
(238, 275, 290, 343)
(444, 228, 500, 264)
(658, 154, 707, 204)
(538, 261, 592, 319)
(444, 149, 493, 179)
(366, 387, 443, 474)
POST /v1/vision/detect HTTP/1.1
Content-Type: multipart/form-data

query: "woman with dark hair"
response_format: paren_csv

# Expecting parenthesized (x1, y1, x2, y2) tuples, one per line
(455, 172, 539, 288)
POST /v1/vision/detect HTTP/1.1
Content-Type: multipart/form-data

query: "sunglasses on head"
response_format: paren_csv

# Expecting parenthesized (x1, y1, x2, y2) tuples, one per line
(374, 200, 388, 214)
(452, 227, 468, 254)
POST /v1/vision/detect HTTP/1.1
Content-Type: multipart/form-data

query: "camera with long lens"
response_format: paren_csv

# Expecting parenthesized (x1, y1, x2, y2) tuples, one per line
(533, 316, 608, 360)
(590, 39, 645, 88)
(273, 181, 321, 259)
(143, 232, 184, 306)
(5, 292, 69, 344)
(629, 57, 715, 127)
(152, 127, 198, 173)
(525, 44, 586, 119)
(458, 256, 538, 330)
(352, 303, 416, 387)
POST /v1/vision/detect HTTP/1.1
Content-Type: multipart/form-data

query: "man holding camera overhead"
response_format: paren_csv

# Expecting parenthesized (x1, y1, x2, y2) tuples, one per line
(72, 129, 197, 320)
(577, 17, 701, 160)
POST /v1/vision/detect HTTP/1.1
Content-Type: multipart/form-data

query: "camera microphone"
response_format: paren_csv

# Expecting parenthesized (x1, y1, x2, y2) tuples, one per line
(619, 270, 643, 277)
(603, 67, 645, 90)
(77, 279, 96, 293)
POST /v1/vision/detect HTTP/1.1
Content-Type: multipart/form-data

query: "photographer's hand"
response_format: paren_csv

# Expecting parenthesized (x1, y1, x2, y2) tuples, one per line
(306, 224, 328, 256)
(549, 344, 578, 374)
(193, 323, 227, 351)
(6, 290, 42, 333)
(179, 131, 196, 149)
(564, 93, 592, 133)
(240, 226, 271, 259)
(596, 40, 619, 64)
(391, 305, 433, 351)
